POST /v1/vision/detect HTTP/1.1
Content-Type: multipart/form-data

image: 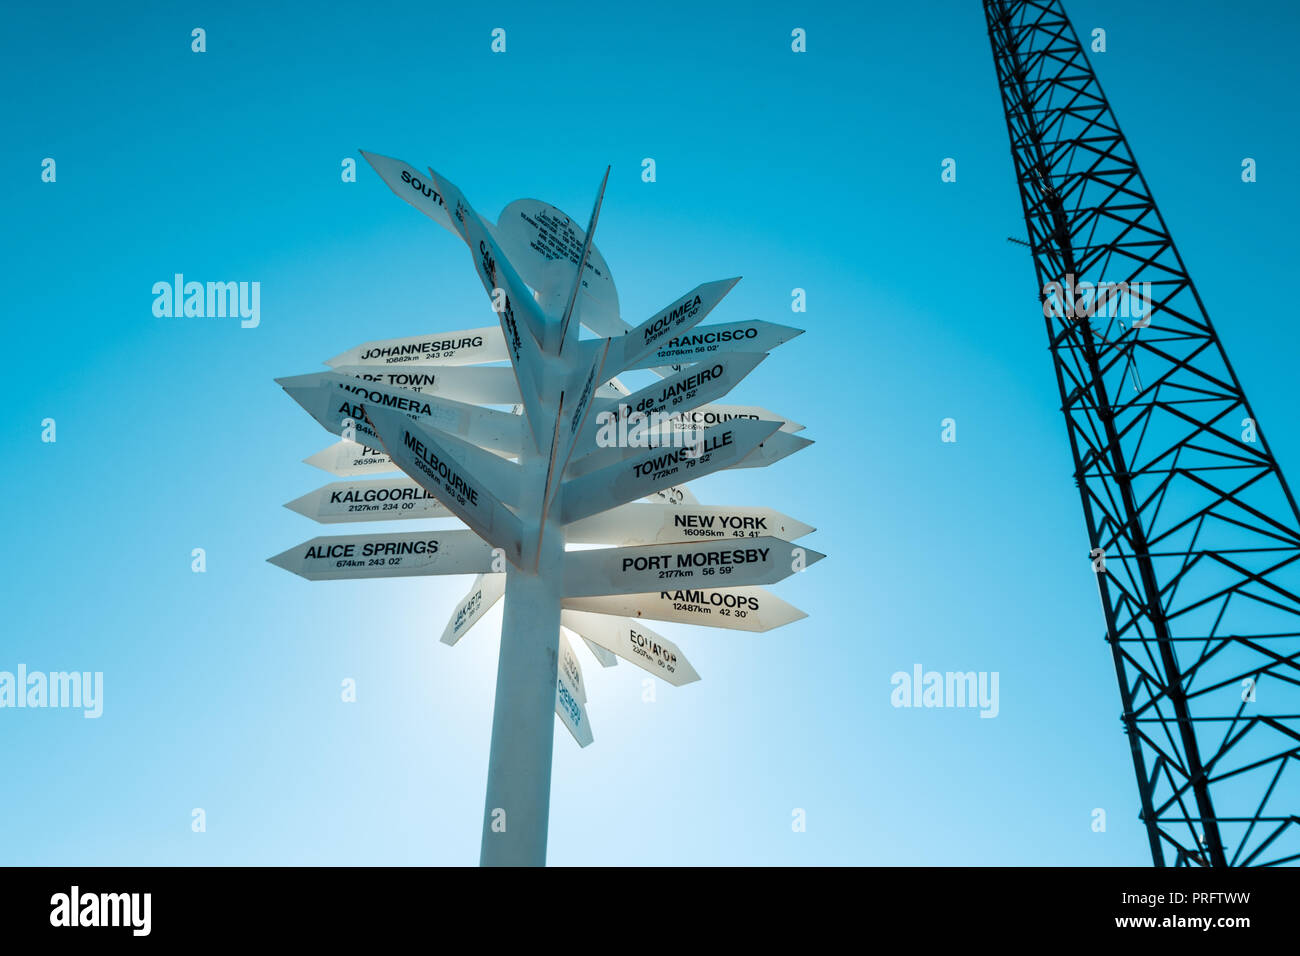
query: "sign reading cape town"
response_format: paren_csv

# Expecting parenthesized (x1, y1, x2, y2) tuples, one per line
(271, 150, 819, 867)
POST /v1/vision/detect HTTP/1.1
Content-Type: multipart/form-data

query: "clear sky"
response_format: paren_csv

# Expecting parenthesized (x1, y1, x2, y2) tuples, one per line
(3, 0, 1299, 865)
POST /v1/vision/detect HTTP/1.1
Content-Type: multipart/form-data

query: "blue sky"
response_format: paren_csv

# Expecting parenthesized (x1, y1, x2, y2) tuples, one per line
(3, 0, 1299, 865)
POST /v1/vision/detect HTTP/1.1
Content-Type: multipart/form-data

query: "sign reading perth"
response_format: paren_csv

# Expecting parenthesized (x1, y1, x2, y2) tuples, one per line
(272, 151, 820, 867)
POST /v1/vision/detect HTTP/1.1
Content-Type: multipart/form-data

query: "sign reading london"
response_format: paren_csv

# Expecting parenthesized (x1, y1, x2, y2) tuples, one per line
(271, 151, 819, 867)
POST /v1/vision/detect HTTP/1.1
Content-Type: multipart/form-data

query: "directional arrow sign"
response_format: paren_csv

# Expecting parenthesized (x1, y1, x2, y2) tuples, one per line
(285, 477, 456, 524)
(668, 404, 804, 434)
(325, 327, 508, 368)
(555, 663, 593, 748)
(581, 637, 618, 667)
(560, 419, 780, 525)
(363, 402, 527, 566)
(586, 353, 767, 443)
(609, 278, 740, 374)
(278, 371, 524, 457)
(630, 319, 804, 369)
(330, 365, 521, 406)
(425, 166, 550, 444)
(495, 198, 620, 330)
(441, 573, 506, 646)
(268, 530, 495, 581)
(305, 440, 397, 477)
(563, 585, 806, 632)
(561, 610, 700, 686)
(732, 431, 814, 470)
(359, 150, 458, 236)
(563, 538, 821, 598)
(558, 629, 587, 704)
(565, 503, 814, 547)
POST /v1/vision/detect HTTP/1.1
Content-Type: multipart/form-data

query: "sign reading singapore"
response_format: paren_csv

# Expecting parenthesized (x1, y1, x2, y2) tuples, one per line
(270, 150, 821, 866)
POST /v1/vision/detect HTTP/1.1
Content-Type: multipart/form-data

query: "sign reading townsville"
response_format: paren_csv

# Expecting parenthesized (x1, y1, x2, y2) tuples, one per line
(272, 150, 819, 867)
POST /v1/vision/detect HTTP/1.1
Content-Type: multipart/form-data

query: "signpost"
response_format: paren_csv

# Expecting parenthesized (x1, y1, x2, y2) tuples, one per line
(272, 151, 819, 867)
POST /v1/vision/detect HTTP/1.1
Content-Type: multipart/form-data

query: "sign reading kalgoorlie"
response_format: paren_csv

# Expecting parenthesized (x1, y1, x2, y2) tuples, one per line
(274, 151, 821, 867)
(286, 477, 457, 524)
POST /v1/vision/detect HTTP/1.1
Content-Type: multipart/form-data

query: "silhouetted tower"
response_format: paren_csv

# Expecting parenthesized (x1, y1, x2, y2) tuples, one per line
(985, 0, 1300, 866)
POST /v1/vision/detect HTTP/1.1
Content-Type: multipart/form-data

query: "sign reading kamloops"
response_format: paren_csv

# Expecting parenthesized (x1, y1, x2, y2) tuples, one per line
(632, 319, 805, 368)
(441, 573, 506, 646)
(562, 585, 807, 632)
(363, 402, 526, 564)
(285, 477, 456, 524)
(304, 440, 396, 477)
(563, 537, 822, 598)
(561, 610, 700, 686)
(326, 327, 508, 368)
(268, 530, 496, 581)
(560, 419, 781, 525)
(565, 503, 815, 547)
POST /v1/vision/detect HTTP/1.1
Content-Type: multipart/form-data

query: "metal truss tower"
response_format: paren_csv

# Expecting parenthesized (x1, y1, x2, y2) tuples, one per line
(984, 0, 1300, 866)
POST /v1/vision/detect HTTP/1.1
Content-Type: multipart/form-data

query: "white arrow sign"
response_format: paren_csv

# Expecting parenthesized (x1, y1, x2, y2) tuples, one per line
(609, 278, 741, 374)
(325, 326, 508, 368)
(581, 637, 618, 667)
(586, 353, 767, 445)
(631, 319, 804, 369)
(563, 585, 807, 632)
(495, 198, 620, 329)
(555, 657, 593, 748)
(664, 404, 804, 434)
(565, 503, 814, 547)
(560, 419, 780, 524)
(304, 440, 398, 477)
(363, 402, 527, 566)
(561, 611, 700, 686)
(558, 629, 587, 704)
(278, 371, 524, 458)
(359, 150, 459, 236)
(330, 365, 521, 406)
(426, 166, 550, 444)
(441, 573, 506, 646)
(563, 538, 822, 598)
(268, 530, 495, 581)
(732, 431, 814, 470)
(285, 477, 456, 524)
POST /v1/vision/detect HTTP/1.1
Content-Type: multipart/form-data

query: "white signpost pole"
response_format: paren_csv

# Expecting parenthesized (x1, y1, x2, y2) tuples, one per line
(481, 437, 564, 866)
(273, 152, 819, 868)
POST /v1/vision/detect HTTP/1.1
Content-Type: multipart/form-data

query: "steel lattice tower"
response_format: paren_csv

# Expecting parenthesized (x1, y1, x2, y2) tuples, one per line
(984, 0, 1300, 866)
